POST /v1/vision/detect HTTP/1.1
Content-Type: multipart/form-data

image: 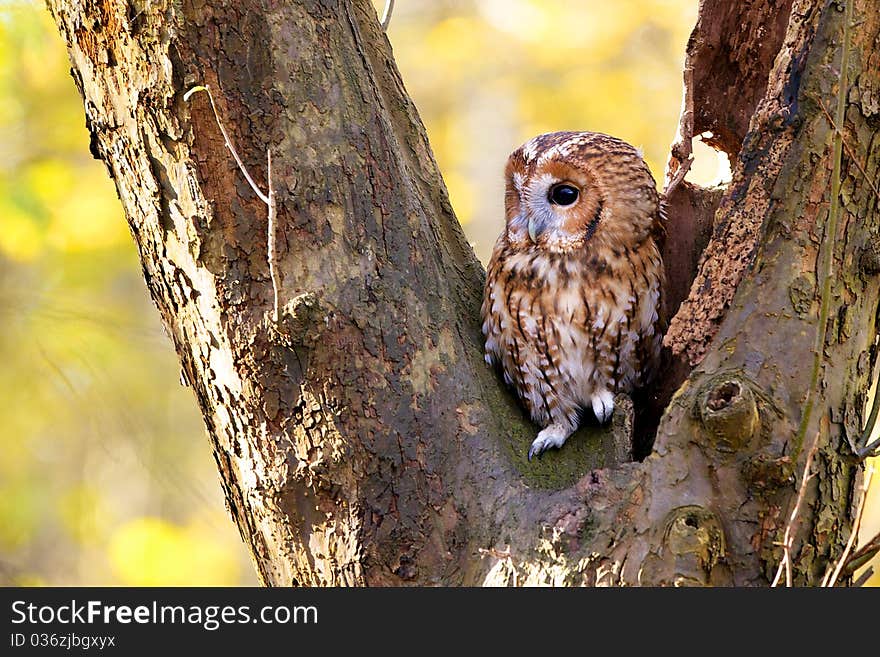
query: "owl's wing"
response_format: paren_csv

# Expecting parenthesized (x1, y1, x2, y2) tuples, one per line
(634, 240, 665, 387)
(653, 199, 669, 252)
(481, 237, 508, 369)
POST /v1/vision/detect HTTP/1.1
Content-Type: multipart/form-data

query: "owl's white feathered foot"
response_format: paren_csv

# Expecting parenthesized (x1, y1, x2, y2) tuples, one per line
(527, 423, 574, 461)
(527, 390, 616, 460)
(591, 389, 615, 424)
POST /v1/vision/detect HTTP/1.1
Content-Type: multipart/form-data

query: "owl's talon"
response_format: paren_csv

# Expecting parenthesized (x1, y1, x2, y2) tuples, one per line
(591, 389, 615, 424)
(527, 423, 572, 461)
(528, 442, 548, 461)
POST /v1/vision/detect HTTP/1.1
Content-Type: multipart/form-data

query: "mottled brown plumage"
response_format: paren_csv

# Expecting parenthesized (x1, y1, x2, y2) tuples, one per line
(481, 131, 664, 459)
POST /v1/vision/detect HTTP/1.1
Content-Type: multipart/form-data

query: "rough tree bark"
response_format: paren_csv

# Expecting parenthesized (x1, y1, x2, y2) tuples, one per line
(47, 0, 879, 586)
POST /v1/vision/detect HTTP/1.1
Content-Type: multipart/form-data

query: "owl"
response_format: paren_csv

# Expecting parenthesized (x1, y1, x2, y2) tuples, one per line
(481, 131, 664, 460)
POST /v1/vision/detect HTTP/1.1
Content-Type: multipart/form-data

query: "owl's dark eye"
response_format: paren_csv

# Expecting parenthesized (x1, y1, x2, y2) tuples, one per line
(549, 184, 579, 206)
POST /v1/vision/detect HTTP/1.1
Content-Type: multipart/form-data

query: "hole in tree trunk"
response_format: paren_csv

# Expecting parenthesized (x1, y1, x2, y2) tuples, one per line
(688, 133, 733, 187)
(706, 381, 741, 411)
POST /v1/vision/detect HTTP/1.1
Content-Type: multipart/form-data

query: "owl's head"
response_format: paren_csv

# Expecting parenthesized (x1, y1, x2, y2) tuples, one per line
(503, 131, 659, 253)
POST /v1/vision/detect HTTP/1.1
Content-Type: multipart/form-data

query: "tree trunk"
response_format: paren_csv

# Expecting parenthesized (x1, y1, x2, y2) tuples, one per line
(46, 0, 879, 586)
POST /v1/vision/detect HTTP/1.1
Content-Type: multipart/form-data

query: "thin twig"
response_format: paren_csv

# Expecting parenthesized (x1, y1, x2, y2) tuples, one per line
(184, 85, 280, 322)
(856, 384, 880, 457)
(843, 529, 880, 573)
(823, 465, 874, 586)
(380, 0, 395, 30)
(857, 435, 880, 458)
(267, 149, 281, 323)
(852, 567, 874, 588)
(771, 434, 820, 587)
(183, 85, 270, 204)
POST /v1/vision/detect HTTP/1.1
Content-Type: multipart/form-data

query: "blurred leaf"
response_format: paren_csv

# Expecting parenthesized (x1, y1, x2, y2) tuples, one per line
(108, 517, 243, 586)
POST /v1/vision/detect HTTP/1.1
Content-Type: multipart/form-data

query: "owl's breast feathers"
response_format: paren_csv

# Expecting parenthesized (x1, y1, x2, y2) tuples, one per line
(481, 234, 663, 428)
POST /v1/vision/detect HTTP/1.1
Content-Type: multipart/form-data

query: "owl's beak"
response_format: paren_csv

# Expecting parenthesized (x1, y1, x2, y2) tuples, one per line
(528, 217, 541, 242)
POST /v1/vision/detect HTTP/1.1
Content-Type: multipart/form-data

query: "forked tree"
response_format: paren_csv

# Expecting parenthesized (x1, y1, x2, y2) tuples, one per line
(47, 0, 880, 585)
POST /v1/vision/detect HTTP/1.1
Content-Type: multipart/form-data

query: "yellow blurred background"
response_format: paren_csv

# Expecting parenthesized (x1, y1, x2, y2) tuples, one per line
(0, 0, 875, 585)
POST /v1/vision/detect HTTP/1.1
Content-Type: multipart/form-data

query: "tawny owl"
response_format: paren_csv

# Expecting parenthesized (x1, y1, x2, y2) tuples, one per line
(481, 131, 664, 460)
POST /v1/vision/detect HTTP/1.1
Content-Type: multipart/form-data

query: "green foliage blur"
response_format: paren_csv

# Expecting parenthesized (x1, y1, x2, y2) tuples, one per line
(0, 0, 875, 585)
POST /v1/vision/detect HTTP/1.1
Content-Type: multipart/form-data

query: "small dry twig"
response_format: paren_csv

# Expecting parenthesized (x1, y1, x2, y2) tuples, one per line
(184, 84, 281, 322)
(183, 85, 269, 204)
(825, 472, 873, 585)
(852, 567, 874, 588)
(771, 434, 820, 587)
(854, 388, 880, 458)
(380, 0, 395, 31)
(823, 465, 875, 587)
(843, 530, 880, 575)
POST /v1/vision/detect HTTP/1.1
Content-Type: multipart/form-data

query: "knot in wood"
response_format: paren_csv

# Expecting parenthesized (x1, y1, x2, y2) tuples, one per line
(697, 376, 760, 451)
(662, 505, 726, 586)
(270, 291, 321, 346)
